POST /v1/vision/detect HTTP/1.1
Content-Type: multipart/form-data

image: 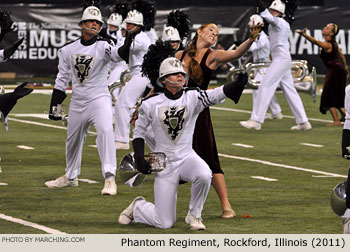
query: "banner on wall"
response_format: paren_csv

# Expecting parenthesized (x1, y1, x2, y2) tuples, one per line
(0, 3, 349, 77)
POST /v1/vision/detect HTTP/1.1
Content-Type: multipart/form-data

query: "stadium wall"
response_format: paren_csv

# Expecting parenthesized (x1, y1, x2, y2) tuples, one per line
(0, 2, 349, 77)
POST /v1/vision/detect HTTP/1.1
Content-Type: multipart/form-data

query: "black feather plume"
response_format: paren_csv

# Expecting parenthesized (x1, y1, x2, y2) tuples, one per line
(131, 0, 156, 31)
(0, 9, 14, 40)
(141, 39, 176, 87)
(167, 10, 190, 41)
(281, 0, 299, 24)
(114, 1, 129, 20)
(82, 0, 102, 12)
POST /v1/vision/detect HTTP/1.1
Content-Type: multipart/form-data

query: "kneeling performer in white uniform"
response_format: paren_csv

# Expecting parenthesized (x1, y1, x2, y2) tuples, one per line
(118, 57, 248, 230)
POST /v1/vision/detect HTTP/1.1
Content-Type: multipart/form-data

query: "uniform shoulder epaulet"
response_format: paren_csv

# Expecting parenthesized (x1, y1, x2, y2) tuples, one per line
(184, 87, 200, 92)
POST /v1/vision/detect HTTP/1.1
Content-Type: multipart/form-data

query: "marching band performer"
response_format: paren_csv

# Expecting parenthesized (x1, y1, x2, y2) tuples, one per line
(105, 3, 129, 87)
(161, 10, 190, 52)
(118, 54, 248, 230)
(248, 14, 282, 120)
(100, 2, 129, 122)
(296, 23, 348, 126)
(162, 26, 181, 51)
(114, 0, 155, 150)
(240, 0, 311, 131)
(45, 2, 123, 196)
(175, 23, 260, 218)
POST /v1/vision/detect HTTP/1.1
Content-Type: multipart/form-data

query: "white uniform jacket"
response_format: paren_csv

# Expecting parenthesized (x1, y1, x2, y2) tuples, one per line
(248, 30, 270, 63)
(54, 37, 122, 106)
(260, 9, 291, 60)
(128, 31, 152, 71)
(133, 86, 226, 163)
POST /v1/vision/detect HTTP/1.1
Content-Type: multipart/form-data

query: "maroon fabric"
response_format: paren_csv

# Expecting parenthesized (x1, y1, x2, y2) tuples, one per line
(319, 41, 347, 114)
(181, 49, 223, 174)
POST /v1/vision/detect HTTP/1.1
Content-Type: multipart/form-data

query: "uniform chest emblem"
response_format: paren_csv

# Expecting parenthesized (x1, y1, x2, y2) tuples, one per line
(158, 106, 187, 142)
(72, 54, 95, 85)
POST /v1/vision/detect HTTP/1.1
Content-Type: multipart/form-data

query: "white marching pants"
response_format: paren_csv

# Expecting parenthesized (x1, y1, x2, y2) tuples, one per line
(250, 58, 308, 124)
(65, 96, 116, 179)
(252, 90, 281, 116)
(133, 153, 212, 229)
(252, 69, 281, 116)
(114, 71, 150, 143)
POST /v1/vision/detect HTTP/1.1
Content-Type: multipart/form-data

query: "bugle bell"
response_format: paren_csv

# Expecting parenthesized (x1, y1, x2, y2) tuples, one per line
(119, 152, 167, 187)
(330, 181, 348, 216)
(226, 60, 317, 103)
(109, 69, 131, 106)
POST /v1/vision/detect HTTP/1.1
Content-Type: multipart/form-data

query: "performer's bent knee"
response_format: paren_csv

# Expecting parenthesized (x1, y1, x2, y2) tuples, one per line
(96, 124, 113, 135)
(196, 168, 212, 183)
(156, 219, 174, 229)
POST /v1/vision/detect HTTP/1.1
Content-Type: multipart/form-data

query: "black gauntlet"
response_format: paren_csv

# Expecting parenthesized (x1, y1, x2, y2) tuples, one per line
(223, 73, 248, 104)
(49, 88, 67, 120)
(132, 138, 152, 175)
(117, 32, 133, 63)
(118, 29, 142, 62)
(342, 129, 350, 159)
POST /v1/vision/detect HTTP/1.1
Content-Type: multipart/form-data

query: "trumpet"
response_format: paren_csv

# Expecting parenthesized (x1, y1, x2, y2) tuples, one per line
(119, 152, 167, 187)
(108, 69, 131, 106)
(226, 60, 317, 103)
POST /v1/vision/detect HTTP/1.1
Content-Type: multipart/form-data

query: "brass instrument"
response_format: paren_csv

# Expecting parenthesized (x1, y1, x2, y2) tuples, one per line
(108, 69, 131, 106)
(330, 181, 347, 216)
(119, 152, 167, 187)
(226, 60, 317, 103)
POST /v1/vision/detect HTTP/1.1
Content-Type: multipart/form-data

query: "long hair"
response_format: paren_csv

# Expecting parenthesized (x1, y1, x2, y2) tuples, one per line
(185, 23, 215, 85)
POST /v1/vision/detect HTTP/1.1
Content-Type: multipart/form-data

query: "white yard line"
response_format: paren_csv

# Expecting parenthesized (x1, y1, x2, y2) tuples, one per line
(8, 117, 97, 135)
(3, 89, 71, 95)
(251, 176, 278, 182)
(17, 145, 35, 150)
(0, 182, 8, 186)
(219, 153, 347, 178)
(12, 113, 49, 119)
(232, 143, 254, 148)
(300, 143, 324, 148)
(78, 178, 99, 184)
(0, 213, 67, 234)
(312, 175, 336, 178)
